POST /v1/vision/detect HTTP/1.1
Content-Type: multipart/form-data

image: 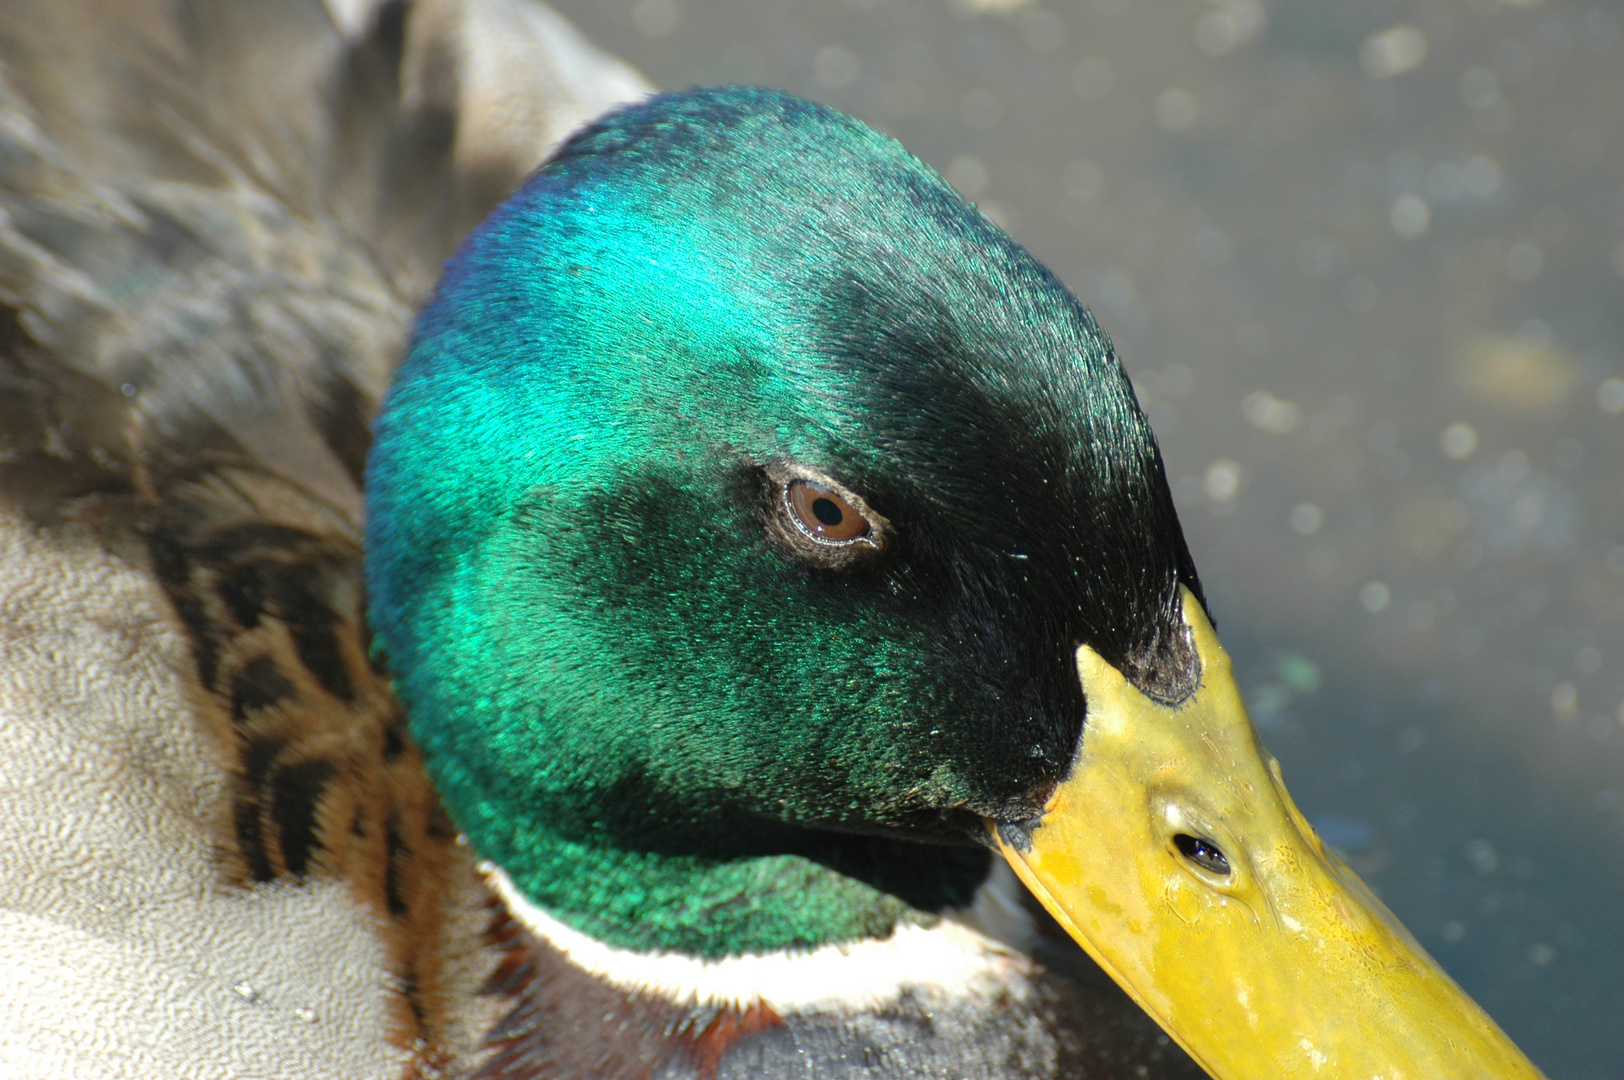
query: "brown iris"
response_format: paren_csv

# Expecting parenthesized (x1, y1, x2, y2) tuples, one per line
(786, 479, 871, 543)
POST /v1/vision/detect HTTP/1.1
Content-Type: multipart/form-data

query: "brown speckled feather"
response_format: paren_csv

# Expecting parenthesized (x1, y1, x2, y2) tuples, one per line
(142, 467, 491, 1057)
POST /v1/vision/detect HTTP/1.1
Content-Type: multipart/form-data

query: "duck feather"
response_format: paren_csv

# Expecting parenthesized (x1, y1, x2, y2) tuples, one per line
(0, 2, 646, 1075)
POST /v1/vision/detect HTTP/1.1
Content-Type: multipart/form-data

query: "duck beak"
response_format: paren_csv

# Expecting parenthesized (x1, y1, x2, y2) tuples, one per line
(991, 586, 1546, 1080)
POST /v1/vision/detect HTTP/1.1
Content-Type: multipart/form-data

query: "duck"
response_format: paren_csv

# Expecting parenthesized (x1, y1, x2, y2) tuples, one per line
(0, 2, 1549, 1079)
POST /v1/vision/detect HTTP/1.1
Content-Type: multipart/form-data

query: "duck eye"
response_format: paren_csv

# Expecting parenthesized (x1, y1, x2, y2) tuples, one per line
(1173, 833, 1231, 877)
(786, 480, 871, 544)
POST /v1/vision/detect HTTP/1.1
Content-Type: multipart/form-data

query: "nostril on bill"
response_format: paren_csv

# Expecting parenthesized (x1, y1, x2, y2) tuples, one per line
(1174, 832, 1232, 877)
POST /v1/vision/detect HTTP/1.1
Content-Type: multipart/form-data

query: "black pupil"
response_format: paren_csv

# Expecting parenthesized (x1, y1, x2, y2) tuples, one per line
(1173, 833, 1231, 876)
(811, 497, 844, 527)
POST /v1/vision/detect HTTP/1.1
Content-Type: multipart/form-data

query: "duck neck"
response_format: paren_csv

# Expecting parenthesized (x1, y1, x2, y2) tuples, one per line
(472, 816, 994, 958)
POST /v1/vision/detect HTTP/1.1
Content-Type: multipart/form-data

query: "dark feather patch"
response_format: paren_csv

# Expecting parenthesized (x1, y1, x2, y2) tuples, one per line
(240, 737, 287, 787)
(285, 608, 356, 703)
(385, 816, 409, 915)
(271, 758, 338, 879)
(310, 374, 375, 491)
(230, 655, 295, 722)
(218, 564, 267, 630)
(383, 712, 408, 760)
(234, 799, 275, 884)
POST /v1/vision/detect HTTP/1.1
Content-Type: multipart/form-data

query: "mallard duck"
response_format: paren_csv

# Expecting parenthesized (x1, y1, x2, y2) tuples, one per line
(0, 2, 1547, 1078)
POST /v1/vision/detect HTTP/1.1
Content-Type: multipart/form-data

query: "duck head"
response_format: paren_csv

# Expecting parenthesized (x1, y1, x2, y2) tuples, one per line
(366, 88, 1543, 1078)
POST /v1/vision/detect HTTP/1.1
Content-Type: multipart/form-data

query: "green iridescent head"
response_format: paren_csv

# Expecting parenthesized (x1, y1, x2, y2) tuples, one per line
(365, 87, 1200, 956)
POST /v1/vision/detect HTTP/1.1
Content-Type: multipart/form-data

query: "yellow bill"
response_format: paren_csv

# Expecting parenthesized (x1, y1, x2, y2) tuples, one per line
(993, 586, 1546, 1079)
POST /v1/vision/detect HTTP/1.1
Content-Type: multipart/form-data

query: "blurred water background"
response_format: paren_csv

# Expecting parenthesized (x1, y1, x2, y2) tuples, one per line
(545, 1, 1624, 1075)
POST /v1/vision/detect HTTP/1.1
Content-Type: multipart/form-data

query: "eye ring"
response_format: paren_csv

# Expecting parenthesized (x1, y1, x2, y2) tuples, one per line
(762, 463, 889, 562)
(785, 479, 871, 545)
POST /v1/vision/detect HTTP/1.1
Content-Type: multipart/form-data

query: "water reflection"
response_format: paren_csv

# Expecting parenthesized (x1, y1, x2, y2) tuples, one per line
(548, 2, 1624, 1075)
